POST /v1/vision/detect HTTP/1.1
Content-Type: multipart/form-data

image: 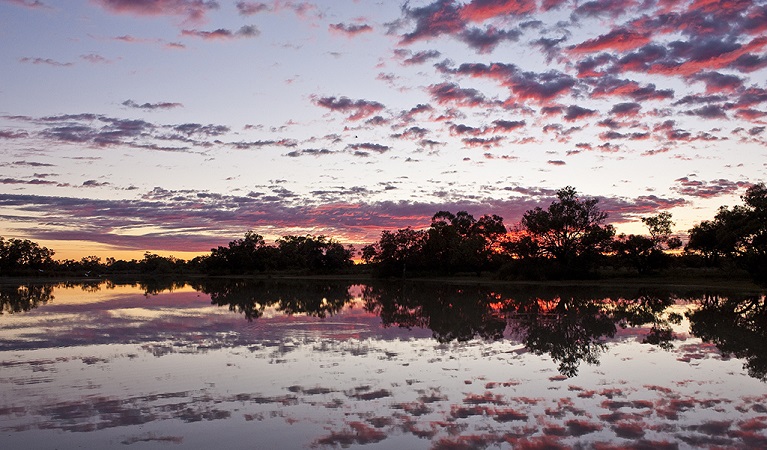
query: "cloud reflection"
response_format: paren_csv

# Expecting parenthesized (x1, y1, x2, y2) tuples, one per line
(0, 279, 766, 449)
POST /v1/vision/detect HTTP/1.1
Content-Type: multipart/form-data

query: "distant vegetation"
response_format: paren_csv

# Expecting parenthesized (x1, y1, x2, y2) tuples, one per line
(0, 233, 354, 277)
(0, 183, 765, 284)
(363, 183, 766, 284)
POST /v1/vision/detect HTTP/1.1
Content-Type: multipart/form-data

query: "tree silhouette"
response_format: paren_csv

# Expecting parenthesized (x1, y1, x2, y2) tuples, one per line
(361, 227, 428, 277)
(362, 283, 685, 376)
(0, 237, 55, 275)
(506, 295, 617, 377)
(687, 183, 767, 283)
(191, 279, 353, 321)
(424, 211, 507, 275)
(509, 187, 614, 278)
(275, 234, 354, 272)
(612, 292, 681, 350)
(205, 231, 270, 274)
(613, 212, 682, 274)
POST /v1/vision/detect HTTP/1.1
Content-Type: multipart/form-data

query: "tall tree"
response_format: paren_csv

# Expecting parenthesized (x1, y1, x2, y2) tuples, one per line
(686, 183, 767, 283)
(276, 234, 354, 272)
(515, 186, 614, 276)
(206, 231, 269, 274)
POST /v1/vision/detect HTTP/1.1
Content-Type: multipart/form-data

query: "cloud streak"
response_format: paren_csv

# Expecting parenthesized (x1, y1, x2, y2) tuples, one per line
(0, 185, 687, 251)
(181, 25, 259, 40)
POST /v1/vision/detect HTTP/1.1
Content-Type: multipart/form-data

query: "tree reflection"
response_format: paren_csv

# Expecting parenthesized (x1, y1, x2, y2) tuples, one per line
(191, 279, 353, 321)
(3, 278, 765, 381)
(505, 295, 618, 377)
(362, 284, 689, 377)
(137, 278, 188, 296)
(687, 293, 767, 381)
(0, 284, 54, 314)
(504, 291, 681, 376)
(362, 283, 507, 342)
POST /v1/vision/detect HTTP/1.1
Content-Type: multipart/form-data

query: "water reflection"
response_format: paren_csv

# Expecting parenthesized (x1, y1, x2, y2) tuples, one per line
(1, 279, 767, 448)
(362, 283, 507, 342)
(361, 284, 690, 377)
(191, 279, 352, 320)
(1, 279, 765, 380)
(689, 293, 767, 381)
(0, 284, 54, 314)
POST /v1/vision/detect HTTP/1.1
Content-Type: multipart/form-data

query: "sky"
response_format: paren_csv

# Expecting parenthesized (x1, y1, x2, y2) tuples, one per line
(1, 0, 766, 260)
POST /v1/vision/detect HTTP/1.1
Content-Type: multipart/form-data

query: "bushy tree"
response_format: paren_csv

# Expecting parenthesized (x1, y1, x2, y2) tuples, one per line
(275, 234, 354, 272)
(200, 232, 354, 274)
(510, 187, 615, 277)
(205, 231, 269, 274)
(686, 183, 767, 283)
(0, 237, 55, 275)
(140, 252, 186, 274)
(363, 211, 506, 277)
(362, 227, 428, 277)
(685, 219, 724, 265)
(424, 211, 506, 275)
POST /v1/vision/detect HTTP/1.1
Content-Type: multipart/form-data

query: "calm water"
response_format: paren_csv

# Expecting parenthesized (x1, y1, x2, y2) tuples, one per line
(1, 279, 766, 449)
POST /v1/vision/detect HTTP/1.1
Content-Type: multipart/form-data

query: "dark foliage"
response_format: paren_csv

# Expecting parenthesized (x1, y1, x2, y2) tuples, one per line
(362, 283, 507, 342)
(190, 278, 353, 321)
(686, 183, 767, 284)
(4, 277, 764, 381)
(0, 283, 54, 314)
(200, 232, 355, 275)
(362, 282, 685, 376)
(0, 237, 55, 275)
(362, 211, 506, 277)
(500, 187, 614, 279)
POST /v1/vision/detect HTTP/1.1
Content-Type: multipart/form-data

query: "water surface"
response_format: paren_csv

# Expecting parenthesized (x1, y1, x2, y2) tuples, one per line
(1, 279, 766, 449)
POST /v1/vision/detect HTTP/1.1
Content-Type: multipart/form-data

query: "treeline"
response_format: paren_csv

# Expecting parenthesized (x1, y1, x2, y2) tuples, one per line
(195, 232, 354, 274)
(0, 183, 764, 283)
(0, 233, 355, 277)
(362, 184, 767, 284)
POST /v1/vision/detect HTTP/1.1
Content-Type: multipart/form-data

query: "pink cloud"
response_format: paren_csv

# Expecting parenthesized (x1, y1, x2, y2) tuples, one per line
(650, 36, 767, 76)
(3, 0, 50, 9)
(400, 0, 464, 44)
(570, 28, 651, 54)
(609, 102, 641, 117)
(429, 82, 490, 107)
(92, 0, 219, 23)
(18, 57, 73, 67)
(235, 1, 269, 15)
(459, 0, 536, 22)
(690, 71, 744, 93)
(443, 62, 576, 104)
(672, 177, 750, 198)
(564, 105, 597, 121)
